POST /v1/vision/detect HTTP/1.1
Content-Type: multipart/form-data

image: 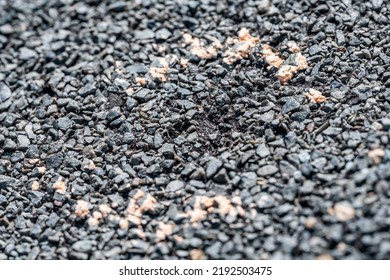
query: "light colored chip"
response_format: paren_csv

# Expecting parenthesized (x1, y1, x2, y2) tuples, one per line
(180, 58, 189, 68)
(124, 191, 158, 227)
(333, 202, 355, 222)
(190, 249, 206, 260)
(149, 57, 169, 82)
(135, 77, 147, 86)
(368, 148, 385, 164)
(223, 28, 259, 64)
(261, 44, 284, 68)
(183, 33, 221, 60)
(99, 204, 112, 217)
(87, 217, 99, 227)
(287, 41, 300, 53)
(304, 217, 317, 229)
(31, 180, 40, 191)
(119, 218, 129, 230)
(295, 52, 308, 70)
(276, 65, 299, 84)
(305, 88, 326, 103)
(156, 222, 175, 241)
(75, 200, 90, 218)
(37, 166, 46, 174)
(53, 177, 66, 193)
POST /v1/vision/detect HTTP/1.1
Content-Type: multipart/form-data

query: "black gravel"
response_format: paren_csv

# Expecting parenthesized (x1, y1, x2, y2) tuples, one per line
(0, 0, 390, 260)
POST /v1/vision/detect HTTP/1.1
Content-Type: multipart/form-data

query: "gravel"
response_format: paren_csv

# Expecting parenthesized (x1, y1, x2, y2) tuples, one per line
(0, 83, 11, 102)
(0, 0, 389, 260)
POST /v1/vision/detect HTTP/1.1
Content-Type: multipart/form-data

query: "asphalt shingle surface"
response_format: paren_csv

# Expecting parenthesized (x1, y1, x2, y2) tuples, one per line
(0, 0, 389, 259)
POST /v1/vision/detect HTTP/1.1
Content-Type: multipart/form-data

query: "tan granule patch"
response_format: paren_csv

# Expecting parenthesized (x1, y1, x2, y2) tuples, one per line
(276, 65, 299, 85)
(332, 202, 355, 222)
(53, 177, 66, 193)
(127, 215, 141, 227)
(183, 33, 221, 60)
(187, 196, 214, 223)
(190, 249, 206, 260)
(191, 45, 218, 59)
(223, 42, 253, 64)
(150, 67, 168, 82)
(180, 58, 189, 68)
(287, 41, 300, 53)
(183, 33, 197, 46)
(316, 254, 334, 260)
(173, 234, 184, 243)
(133, 228, 146, 240)
(368, 148, 385, 165)
(135, 77, 147, 86)
(124, 190, 158, 226)
(186, 195, 245, 223)
(260, 48, 308, 84)
(126, 87, 135, 95)
(187, 207, 208, 223)
(87, 211, 103, 227)
(98, 204, 112, 217)
(223, 28, 259, 64)
(261, 44, 284, 68)
(93, 211, 102, 220)
(304, 217, 317, 229)
(37, 166, 46, 174)
(27, 158, 40, 165)
(276, 52, 308, 84)
(149, 57, 169, 82)
(305, 88, 326, 103)
(295, 52, 308, 70)
(214, 196, 232, 215)
(337, 242, 347, 252)
(75, 200, 89, 218)
(138, 194, 157, 213)
(156, 222, 175, 241)
(238, 28, 259, 44)
(31, 180, 40, 191)
(215, 195, 246, 217)
(119, 218, 129, 230)
(153, 43, 166, 53)
(87, 217, 99, 227)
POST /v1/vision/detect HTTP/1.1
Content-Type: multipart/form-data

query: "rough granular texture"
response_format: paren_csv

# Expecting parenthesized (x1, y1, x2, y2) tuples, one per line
(0, 0, 389, 260)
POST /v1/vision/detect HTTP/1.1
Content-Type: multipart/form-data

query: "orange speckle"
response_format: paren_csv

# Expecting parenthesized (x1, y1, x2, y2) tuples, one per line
(261, 44, 284, 68)
(276, 65, 299, 84)
(37, 166, 46, 174)
(238, 28, 259, 44)
(53, 178, 66, 193)
(135, 77, 147, 86)
(149, 58, 169, 82)
(223, 28, 259, 64)
(287, 41, 300, 53)
(31, 180, 40, 191)
(305, 88, 326, 103)
(295, 52, 308, 70)
(190, 249, 206, 260)
(98, 204, 112, 217)
(368, 148, 385, 164)
(119, 218, 129, 230)
(75, 200, 89, 218)
(180, 58, 189, 68)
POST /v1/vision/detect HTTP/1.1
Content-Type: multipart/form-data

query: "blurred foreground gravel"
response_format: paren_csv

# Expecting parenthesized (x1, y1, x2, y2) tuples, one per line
(0, 0, 389, 259)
